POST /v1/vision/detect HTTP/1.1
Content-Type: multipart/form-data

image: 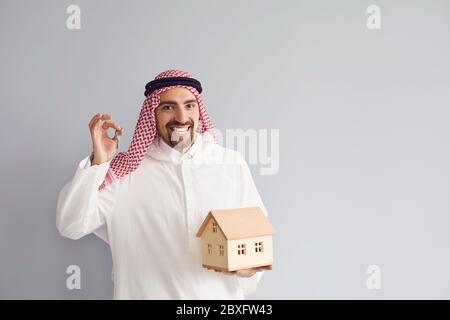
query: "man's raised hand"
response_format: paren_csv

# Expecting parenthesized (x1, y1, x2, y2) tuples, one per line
(88, 113, 123, 165)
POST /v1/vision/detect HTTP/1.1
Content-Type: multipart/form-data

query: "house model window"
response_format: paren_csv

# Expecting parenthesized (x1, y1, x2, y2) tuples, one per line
(207, 243, 212, 255)
(237, 244, 246, 255)
(218, 244, 224, 256)
(212, 222, 218, 233)
(255, 241, 263, 253)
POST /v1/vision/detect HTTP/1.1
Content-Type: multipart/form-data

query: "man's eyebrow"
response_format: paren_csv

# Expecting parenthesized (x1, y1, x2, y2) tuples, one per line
(159, 99, 198, 105)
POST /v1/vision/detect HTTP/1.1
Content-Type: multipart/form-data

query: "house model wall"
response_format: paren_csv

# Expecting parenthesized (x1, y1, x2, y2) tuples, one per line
(196, 207, 276, 272)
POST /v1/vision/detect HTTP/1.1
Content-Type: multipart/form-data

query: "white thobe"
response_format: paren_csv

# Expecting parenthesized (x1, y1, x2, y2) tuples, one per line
(56, 132, 268, 299)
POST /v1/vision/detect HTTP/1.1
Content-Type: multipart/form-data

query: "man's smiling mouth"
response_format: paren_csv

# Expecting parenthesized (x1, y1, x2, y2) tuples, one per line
(169, 125, 192, 133)
(168, 125, 192, 135)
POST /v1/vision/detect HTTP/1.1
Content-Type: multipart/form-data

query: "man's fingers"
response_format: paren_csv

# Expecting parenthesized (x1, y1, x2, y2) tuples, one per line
(208, 268, 235, 276)
(102, 120, 122, 132)
(89, 113, 112, 129)
(252, 266, 271, 272)
(88, 113, 101, 128)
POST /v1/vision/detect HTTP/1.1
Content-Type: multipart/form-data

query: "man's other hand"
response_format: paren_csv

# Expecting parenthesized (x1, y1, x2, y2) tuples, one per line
(208, 265, 272, 278)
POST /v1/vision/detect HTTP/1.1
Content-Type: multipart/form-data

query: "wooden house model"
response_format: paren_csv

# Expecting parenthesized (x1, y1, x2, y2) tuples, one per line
(196, 207, 276, 272)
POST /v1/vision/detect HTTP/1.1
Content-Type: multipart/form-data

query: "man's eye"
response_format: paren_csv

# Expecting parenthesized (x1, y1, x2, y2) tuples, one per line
(162, 105, 172, 110)
(186, 104, 195, 109)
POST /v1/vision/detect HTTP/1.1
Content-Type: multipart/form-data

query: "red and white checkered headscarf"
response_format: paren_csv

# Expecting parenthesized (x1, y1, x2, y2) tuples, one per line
(98, 69, 217, 191)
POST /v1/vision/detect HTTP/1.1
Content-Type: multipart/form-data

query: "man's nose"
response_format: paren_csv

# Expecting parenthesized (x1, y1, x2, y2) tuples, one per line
(174, 108, 190, 124)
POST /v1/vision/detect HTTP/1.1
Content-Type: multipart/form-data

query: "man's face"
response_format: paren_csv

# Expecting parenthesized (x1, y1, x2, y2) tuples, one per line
(155, 87, 200, 153)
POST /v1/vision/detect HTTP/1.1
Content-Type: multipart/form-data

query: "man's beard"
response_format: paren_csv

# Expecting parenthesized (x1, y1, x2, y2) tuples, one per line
(159, 119, 198, 152)
(168, 127, 195, 151)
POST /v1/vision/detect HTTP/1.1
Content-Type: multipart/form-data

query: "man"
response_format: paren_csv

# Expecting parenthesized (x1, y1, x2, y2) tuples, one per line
(56, 69, 270, 299)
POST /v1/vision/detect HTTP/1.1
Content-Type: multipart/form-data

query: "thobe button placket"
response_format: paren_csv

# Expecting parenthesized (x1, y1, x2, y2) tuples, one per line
(156, 135, 200, 253)
(181, 159, 195, 252)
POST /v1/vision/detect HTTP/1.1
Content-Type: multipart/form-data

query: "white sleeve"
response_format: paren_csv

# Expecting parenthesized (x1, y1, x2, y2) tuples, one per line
(56, 155, 115, 240)
(236, 153, 268, 296)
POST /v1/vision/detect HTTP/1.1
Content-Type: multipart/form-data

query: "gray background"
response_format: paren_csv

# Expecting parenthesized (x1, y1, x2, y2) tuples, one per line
(1, 0, 450, 299)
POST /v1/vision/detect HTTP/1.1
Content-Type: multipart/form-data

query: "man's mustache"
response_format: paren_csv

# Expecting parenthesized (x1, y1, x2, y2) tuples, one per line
(166, 120, 194, 128)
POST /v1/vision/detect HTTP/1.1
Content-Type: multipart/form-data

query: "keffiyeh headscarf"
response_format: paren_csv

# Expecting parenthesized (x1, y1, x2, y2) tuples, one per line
(98, 69, 217, 191)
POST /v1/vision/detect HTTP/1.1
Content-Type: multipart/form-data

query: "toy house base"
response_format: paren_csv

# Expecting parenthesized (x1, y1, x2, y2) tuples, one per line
(203, 262, 273, 272)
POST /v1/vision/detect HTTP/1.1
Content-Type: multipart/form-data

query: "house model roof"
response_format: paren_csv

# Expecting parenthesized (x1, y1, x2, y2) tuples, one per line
(196, 207, 276, 240)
